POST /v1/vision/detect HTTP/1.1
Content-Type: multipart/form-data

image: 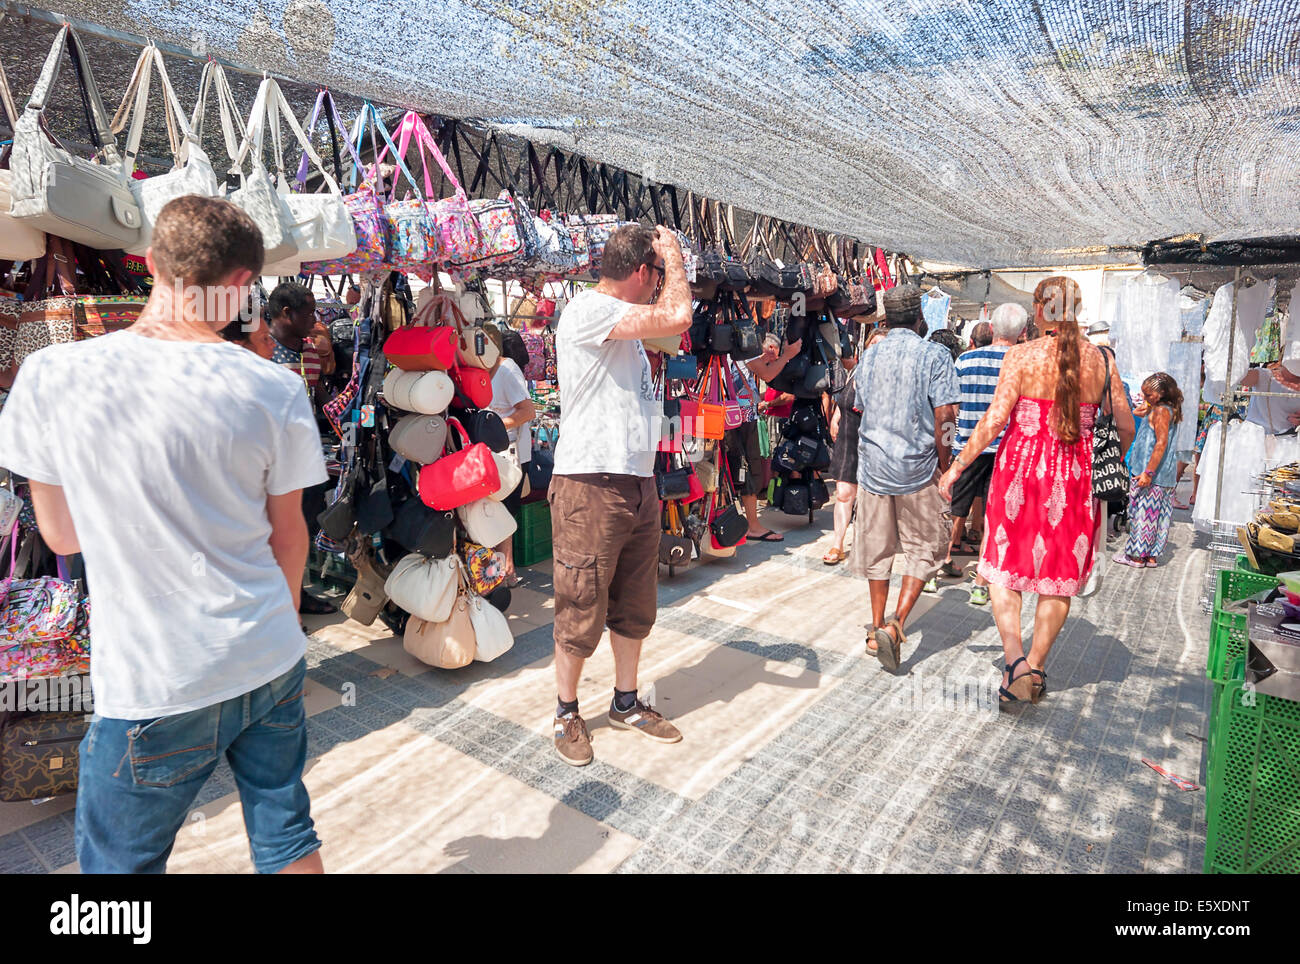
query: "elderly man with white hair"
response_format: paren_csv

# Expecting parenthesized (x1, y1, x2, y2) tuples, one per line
(942, 302, 1028, 606)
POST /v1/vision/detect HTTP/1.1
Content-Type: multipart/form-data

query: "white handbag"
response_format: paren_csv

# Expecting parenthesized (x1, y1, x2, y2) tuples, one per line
(228, 78, 298, 265)
(257, 79, 355, 274)
(457, 498, 518, 547)
(383, 369, 454, 415)
(0, 62, 45, 261)
(488, 449, 524, 502)
(7, 25, 143, 251)
(383, 552, 459, 624)
(469, 591, 514, 662)
(110, 45, 220, 256)
(389, 414, 447, 465)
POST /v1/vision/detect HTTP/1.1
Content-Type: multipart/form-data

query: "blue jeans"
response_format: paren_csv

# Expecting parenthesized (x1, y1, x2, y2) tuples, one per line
(75, 658, 319, 874)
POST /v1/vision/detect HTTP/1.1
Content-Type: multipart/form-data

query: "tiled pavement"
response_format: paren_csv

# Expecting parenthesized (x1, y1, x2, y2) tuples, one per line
(0, 506, 1212, 874)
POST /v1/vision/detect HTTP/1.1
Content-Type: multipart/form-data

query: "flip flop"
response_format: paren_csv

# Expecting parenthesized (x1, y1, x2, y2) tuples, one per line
(823, 547, 847, 565)
(749, 531, 785, 542)
(949, 540, 978, 555)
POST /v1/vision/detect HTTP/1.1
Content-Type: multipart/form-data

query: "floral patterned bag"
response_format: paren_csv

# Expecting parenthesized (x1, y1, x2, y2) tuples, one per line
(0, 524, 83, 682)
(298, 96, 391, 276)
(388, 111, 480, 271)
(371, 109, 442, 272)
(460, 541, 506, 596)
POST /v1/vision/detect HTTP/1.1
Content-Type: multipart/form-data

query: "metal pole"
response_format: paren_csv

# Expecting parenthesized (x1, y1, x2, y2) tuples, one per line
(1213, 266, 1240, 522)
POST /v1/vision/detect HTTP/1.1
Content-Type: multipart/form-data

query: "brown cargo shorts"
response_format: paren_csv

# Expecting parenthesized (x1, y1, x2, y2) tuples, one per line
(549, 473, 661, 658)
(852, 478, 949, 581)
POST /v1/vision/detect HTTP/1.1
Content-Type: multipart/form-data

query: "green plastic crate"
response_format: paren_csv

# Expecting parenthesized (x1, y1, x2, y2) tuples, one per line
(1203, 660, 1300, 874)
(514, 501, 552, 567)
(1209, 567, 1278, 686)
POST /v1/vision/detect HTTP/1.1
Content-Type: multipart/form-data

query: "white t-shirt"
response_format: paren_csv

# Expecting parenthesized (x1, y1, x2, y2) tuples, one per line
(553, 290, 658, 478)
(0, 331, 328, 719)
(490, 358, 532, 464)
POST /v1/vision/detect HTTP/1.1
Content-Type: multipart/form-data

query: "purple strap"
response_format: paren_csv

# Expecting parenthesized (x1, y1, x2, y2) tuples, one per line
(294, 90, 368, 192)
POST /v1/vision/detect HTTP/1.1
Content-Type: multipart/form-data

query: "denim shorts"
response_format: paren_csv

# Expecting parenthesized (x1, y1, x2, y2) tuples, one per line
(75, 657, 319, 874)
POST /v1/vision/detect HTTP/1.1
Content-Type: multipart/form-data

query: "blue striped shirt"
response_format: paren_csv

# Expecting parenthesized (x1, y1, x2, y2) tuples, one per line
(954, 345, 1010, 455)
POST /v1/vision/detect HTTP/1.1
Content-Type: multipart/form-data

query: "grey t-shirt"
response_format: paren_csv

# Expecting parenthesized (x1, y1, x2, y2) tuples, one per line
(854, 328, 962, 495)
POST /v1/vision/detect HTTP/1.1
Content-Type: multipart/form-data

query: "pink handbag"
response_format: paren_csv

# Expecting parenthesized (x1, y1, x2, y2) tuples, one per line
(386, 112, 483, 271)
(0, 525, 84, 682)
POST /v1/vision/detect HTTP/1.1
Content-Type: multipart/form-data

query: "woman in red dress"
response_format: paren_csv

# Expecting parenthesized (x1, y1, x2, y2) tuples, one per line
(940, 278, 1134, 707)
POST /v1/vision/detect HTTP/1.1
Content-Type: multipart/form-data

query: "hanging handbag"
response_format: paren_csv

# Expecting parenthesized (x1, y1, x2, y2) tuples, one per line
(0, 709, 87, 802)
(660, 500, 693, 566)
(781, 482, 811, 516)
(12, 239, 78, 368)
(389, 495, 457, 557)
(385, 112, 481, 270)
(226, 78, 299, 265)
(403, 563, 476, 669)
(527, 444, 554, 491)
(368, 109, 441, 272)
(708, 453, 748, 548)
(809, 477, 830, 510)
(488, 449, 524, 501)
(384, 551, 460, 623)
(0, 61, 46, 261)
(460, 541, 506, 595)
(449, 365, 494, 409)
(1092, 350, 1129, 503)
(419, 419, 501, 510)
(297, 94, 391, 275)
(468, 588, 514, 662)
(459, 408, 510, 452)
(665, 354, 698, 381)
(655, 451, 694, 500)
(384, 325, 458, 372)
(383, 368, 454, 415)
(457, 498, 518, 546)
(7, 25, 143, 250)
(0, 525, 81, 674)
(685, 360, 725, 440)
(388, 414, 447, 465)
(253, 79, 357, 274)
(340, 535, 391, 626)
(111, 44, 220, 255)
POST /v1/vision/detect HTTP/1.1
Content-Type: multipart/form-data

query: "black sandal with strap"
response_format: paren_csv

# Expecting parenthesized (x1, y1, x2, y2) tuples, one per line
(1030, 668, 1047, 703)
(999, 656, 1036, 709)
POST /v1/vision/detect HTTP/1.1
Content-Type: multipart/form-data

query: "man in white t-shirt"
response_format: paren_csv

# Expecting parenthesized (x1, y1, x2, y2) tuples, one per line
(550, 225, 692, 767)
(0, 197, 327, 874)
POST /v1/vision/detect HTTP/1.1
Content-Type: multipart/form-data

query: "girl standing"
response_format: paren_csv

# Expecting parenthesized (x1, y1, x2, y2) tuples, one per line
(1116, 373, 1183, 568)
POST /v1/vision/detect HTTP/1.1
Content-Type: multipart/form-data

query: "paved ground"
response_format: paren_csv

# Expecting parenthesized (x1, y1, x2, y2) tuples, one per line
(0, 503, 1212, 874)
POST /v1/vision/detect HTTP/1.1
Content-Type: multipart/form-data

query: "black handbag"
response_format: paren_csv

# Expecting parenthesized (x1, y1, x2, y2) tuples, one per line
(486, 584, 512, 613)
(789, 406, 820, 437)
(0, 709, 87, 802)
(767, 353, 809, 396)
(710, 502, 747, 547)
(389, 497, 456, 557)
(795, 435, 820, 468)
(810, 440, 831, 472)
(659, 533, 692, 566)
(656, 467, 693, 501)
(773, 439, 801, 473)
(781, 483, 811, 516)
(1092, 350, 1129, 503)
(809, 477, 830, 509)
(457, 408, 510, 453)
(710, 320, 735, 354)
(356, 473, 396, 535)
(317, 469, 359, 542)
(803, 361, 831, 395)
(528, 446, 554, 491)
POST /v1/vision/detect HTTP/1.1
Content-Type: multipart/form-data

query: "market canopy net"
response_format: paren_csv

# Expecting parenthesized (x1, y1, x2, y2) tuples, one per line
(10, 0, 1300, 268)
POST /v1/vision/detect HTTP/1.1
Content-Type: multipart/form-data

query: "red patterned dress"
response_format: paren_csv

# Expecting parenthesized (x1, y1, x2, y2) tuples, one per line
(977, 397, 1101, 596)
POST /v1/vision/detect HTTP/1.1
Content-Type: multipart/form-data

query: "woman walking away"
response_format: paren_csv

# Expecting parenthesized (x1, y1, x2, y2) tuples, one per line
(824, 328, 885, 564)
(939, 277, 1135, 708)
(1116, 373, 1182, 568)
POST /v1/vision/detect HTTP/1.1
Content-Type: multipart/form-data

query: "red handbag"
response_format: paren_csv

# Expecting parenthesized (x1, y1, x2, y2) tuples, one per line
(685, 471, 705, 505)
(418, 419, 501, 510)
(450, 365, 493, 408)
(385, 326, 457, 371)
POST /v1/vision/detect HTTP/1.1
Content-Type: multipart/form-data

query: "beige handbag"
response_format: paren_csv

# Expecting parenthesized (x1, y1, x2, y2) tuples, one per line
(383, 552, 459, 623)
(488, 449, 524, 502)
(0, 62, 46, 261)
(389, 414, 447, 465)
(457, 498, 518, 546)
(643, 334, 683, 355)
(403, 565, 476, 670)
(383, 369, 454, 415)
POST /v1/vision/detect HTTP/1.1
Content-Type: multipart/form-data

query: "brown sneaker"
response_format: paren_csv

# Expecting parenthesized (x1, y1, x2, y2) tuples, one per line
(554, 713, 594, 767)
(608, 699, 682, 744)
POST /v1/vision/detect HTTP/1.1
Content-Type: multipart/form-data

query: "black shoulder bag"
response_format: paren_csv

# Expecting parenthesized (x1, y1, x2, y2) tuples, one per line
(1091, 349, 1129, 503)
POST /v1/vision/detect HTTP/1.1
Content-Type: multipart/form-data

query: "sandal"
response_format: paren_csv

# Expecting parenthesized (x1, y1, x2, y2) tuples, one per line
(948, 540, 978, 555)
(875, 618, 905, 672)
(939, 560, 963, 578)
(1112, 551, 1146, 568)
(1029, 667, 1047, 703)
(823, 547, 847, 565)
(999, 656, 1036, 708)
(749, 530, 785, 542)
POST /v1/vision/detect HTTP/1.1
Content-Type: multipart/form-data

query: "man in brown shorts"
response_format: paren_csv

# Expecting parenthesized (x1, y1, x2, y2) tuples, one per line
(851, 285, 961, 672)
(549, 225, 693, 766)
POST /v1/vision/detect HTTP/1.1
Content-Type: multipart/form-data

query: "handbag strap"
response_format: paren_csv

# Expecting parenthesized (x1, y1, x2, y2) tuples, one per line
(24, 25, 120, 164)
(0, 59, 18, 130)
(294, 90, 364, 191)
(190, 60, 246, 174)
(114, 45, 198, 175)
